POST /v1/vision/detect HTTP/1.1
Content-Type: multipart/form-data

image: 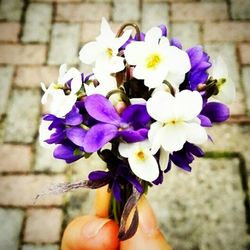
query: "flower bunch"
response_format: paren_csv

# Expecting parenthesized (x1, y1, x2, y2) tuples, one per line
(39, 18, 235, 240)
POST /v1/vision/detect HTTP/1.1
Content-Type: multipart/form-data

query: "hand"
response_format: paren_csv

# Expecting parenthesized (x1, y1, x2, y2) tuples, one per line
(61, 186, 172, 250)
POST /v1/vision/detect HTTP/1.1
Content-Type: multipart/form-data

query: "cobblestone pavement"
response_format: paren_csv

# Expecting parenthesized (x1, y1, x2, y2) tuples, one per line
(0, 0, 250, 249)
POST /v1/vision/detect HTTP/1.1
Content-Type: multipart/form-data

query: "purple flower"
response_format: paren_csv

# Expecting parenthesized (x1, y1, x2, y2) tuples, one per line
(186, 46, 212, 90)
(83, 94, 150, 153)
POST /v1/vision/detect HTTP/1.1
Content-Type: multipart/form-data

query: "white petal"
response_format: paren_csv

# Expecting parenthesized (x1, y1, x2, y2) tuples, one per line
(119, 142, 136, 158)
(185, 122, 208, 145)
(129, 149, 159, 182)
(159, 147, 169, 171)
(165, 71, 185, 88)
(212, 56, 228, 79)
(166, 46, 191, 74)
(160, 123, 187, 152)
(144, 67, 167, 88)
(145, 27, 162, 45)
(109, 55, 125, 73)
(59, 64, 67, 80)
(79, 41, 102, 64)
(124, 42, 146, 65)
(148, 122, 163, 154)
(174, 90, 203, 121)
(159, 36, 170, 48)
(133, 64, 148, 79)
(100, 17, 115, 39)
(114, 29, 132, 49)
(146, 91, 175, 122)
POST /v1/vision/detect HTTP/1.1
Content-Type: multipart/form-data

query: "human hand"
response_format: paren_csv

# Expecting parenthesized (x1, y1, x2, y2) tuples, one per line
(61, 186, 172, 250)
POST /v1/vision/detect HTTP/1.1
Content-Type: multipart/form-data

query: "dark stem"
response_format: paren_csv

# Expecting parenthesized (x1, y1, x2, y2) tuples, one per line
(116, 23, 141, 41)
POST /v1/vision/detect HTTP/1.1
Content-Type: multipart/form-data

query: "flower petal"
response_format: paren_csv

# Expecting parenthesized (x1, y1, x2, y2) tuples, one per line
(185, 122, 208, 145)
(65, 106, 83, 126)
(159, 147, 169, 171)
(124, 41, 146, 65)
(148, 122, 162, 154)
(79, 41, 102, 64)
(84, 94, 120, 124)
(66, 127, 87, 147)
(83, 123, 118, 152)
(119, 128, 148, 143)
(145, 27, 162, 45)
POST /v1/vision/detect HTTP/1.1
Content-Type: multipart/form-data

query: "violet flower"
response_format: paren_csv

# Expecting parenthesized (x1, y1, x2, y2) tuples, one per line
(83, 94, 150, 153)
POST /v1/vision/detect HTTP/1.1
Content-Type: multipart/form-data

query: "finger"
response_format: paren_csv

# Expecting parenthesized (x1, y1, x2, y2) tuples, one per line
(61, 215, 119, 250)
(120, 196, 172, 250)
(95, 185, 111, 218)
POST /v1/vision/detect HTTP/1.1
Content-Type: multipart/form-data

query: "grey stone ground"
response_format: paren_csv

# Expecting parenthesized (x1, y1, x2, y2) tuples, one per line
(0, 0, 250, 249)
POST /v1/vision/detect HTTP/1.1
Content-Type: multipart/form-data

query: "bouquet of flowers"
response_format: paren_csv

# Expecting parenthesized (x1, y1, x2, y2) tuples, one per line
(39, 18, 235, 240)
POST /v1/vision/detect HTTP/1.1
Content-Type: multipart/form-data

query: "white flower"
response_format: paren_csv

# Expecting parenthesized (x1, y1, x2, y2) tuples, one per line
(39, 120, 55, 148)
(212, 56, 235, 104)
(124, 27, 191, 89)
(41, 64, 82, 118)
(79, 17, 132, 74)
(119, 140, 159, 182)
(147, 90, 208, 153)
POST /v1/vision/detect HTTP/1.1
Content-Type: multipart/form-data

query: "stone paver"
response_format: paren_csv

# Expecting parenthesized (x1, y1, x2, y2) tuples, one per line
(4, 89, 40, 143)
(0, 22, 20, 42)
(171, 2, 229, 21)
(0, 0, 23, 21)
(0, 208, 24, 250)
(48, 23, 80, 65)
(148, 158, 249, 250)
(242, 67, 250, 115)
(22, 3, 52, 43)
(0, 175, 65, 206)
(230, 0, 250, 20)
(170, 22, 200, 49)
(24, 209, 63, 243)
(0, 66, 14, 117)
(113, 0, 140, 22)
(239, 43, 250, 65)
(0, 144, 32, 173)
(22, 245, 59, 250)
(142, 2, 169, 31)
(14, 66, 58, 88)
(0, 45, 47, 65)
(56, 3, 111, 22)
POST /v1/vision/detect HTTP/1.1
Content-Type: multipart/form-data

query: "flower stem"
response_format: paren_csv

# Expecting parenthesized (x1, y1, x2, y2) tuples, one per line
(116, 23, 141, 41)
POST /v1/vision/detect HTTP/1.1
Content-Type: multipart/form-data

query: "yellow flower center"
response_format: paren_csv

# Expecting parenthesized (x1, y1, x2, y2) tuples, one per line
(136, 150, 145, 161)
(106, 48, 113, 58)
(146, 53, 161, 69)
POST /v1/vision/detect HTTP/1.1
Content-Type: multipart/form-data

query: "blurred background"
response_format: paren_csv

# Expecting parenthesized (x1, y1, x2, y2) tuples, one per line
(0, 0, 250, 249)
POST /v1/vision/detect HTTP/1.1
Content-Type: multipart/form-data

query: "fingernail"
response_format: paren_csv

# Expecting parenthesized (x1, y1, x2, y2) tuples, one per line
(138, 196, 158, 236)
(81, 217, 110, 238)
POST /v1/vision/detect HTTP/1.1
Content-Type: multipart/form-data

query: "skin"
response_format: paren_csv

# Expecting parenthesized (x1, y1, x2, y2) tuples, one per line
(61, 186, 172, 250)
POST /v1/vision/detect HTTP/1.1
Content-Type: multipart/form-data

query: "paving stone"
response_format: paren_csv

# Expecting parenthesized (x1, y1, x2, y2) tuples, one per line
(22, 3, 52, 43)
(204, 42, 245, 115)
(56, 3, 111, 22)
(242, 66, 250, 115)
(22, 245, 59, 250)
(4, 89, 40, 143)
(48, 23, 80, 65)
(204, 22, 250, 42)
(0, 45, 47, 65)
(0, 208, 24, 250)
(170, 22, 200, 50)
(0, 144, 32, 173)
(142, 3, 169, 31)
(0, 22, 20, 42)
(0, 0, 23, 21)
(239, 43, 250, 65)
(0, 66, 14, 117)
(113, 0, 140, 22)
(148, 158, 249, 250)
(171, 2, 229, 21)
(0, 175, 65, 206)
(24, 209, 63, 243)
(34, 141, 66, 173)
(230, 0, 250, 20)
(15, 66, 58, 88)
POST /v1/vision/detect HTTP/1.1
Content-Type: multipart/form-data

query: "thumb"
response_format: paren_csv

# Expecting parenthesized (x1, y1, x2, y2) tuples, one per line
(120, 196, 172, 250)
(61, 215, 119, 250)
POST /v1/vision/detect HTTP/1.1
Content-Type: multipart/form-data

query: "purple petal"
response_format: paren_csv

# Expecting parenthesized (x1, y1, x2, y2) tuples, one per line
(53, 143, 82, 163)
(170, 38, 182, 49)
(45, 130, 65, 144)
(83, 123, 118, 153)
(158, 24, 167, 37)
(170, 154, 192, 172)
(198, 114, 212, 127)
(66, 127, 87, 147)
(119, 128, 148, 143)
(121, 104, 150, 127)
(187, 46, 203, 68)
(112, 181, 122, 201)
(201, 102, 230, 122)
(65, 106, 83, 126)
(152, 171, 163, 185)
(84, 94, 120, 125)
